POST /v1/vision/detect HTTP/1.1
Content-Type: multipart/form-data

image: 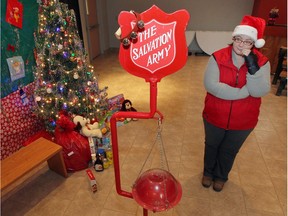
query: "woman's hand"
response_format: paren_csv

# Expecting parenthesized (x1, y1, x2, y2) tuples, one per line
(244, 50, 259, 75)
(242, 49, 251, 56)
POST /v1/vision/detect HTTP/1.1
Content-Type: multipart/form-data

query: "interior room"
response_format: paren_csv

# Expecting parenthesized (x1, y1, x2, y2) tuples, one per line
(1, 0, 287, 215)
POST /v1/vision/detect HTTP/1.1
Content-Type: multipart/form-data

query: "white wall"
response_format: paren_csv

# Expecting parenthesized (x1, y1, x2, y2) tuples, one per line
(98, 0, 254, 50)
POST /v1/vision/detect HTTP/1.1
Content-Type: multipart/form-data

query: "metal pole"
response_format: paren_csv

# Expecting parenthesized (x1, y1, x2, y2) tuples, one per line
(110, 79, 163, 199)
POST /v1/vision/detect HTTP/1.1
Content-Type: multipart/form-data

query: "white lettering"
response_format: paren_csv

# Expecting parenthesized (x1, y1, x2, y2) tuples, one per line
(147, 48, 168, 66)
(132, 29, 173, 61)
(164, 45, 171, 56)
(138, 25, 157, 42)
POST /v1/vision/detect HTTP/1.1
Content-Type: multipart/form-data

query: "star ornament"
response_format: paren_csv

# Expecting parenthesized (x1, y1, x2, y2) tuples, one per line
(118, 5, 190, 82)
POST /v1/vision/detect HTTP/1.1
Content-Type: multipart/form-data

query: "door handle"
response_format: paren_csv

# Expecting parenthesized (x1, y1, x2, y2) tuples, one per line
(88, 24, 99, 30)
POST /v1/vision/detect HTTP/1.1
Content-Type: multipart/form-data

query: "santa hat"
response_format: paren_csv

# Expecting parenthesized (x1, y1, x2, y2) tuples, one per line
(232, 15, 266, 48)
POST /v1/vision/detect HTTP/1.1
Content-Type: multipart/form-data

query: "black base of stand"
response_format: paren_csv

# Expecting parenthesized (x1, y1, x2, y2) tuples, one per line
(195, 51, 209, 56)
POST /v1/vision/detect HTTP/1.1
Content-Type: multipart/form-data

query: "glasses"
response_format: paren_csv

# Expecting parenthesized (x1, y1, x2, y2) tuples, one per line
(233, 37, 254, 46)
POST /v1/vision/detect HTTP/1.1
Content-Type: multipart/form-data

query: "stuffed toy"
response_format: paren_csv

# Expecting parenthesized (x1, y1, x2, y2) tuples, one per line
(73, 115, 102, 138)
(121, 99, 137, 112)
(121, 99, 138, 121)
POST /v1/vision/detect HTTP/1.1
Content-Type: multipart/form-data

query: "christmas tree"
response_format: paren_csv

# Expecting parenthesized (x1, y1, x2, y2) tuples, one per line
(33, 0, 108, 133)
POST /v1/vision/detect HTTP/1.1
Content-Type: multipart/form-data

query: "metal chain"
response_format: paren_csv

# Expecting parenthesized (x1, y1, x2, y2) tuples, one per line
(156, 118, 170, 210)
(135, 117, 170, 178)
(157, 118, 169, 172)
(133, 117, 171, 209)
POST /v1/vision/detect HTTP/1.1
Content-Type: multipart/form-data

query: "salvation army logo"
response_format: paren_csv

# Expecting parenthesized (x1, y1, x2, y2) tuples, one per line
(130, 20, 176, 73)
(118, 5, 190, 82)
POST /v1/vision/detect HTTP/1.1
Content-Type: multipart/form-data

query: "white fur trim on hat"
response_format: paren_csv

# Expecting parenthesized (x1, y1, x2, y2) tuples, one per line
(254, 38, 265, 48)
(232, 25, 257, 42)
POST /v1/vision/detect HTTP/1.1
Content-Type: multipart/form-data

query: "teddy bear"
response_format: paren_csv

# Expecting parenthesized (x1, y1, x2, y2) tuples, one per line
(73, 115, 102, 138)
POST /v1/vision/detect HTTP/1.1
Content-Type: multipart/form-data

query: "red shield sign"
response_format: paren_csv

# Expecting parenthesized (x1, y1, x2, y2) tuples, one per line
(131, 20, 176, 74)
(118, 5, 190, 82)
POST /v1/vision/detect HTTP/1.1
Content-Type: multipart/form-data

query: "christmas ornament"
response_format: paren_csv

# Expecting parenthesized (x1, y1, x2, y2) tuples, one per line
(73, 72, 79, 79)
(35, 96, 41, 101)
(115, 10, 145, 47)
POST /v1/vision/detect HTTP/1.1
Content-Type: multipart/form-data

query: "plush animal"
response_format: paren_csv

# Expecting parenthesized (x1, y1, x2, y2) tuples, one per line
(121, 99, 137, 112)
(73, 115, 102, 138)
(121, 99, 138, 121)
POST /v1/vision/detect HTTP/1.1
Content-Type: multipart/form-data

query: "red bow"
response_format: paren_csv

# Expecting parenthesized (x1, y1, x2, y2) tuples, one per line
(7, 44, 15, 52)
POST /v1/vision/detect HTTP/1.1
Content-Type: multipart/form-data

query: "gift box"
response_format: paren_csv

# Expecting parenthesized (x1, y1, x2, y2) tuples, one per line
(0, 82, 44, 160)
(107, 94, 124, 111)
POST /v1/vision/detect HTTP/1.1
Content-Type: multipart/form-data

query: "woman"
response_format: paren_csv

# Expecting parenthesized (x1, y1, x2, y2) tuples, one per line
(202, 15, 271, 192)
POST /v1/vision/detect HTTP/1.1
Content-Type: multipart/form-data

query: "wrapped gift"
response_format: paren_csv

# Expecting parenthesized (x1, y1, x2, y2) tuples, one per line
(107, 94, 124, 111)
(55, 114, 91, 172)
(0, 82, 44, 160)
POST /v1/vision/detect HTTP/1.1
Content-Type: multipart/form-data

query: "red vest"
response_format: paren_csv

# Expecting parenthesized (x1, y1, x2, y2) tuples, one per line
(202, 46, 268, 130)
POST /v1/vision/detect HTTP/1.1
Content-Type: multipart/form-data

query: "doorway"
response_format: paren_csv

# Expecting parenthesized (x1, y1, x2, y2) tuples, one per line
(60, 0, 101, 62)
(59, 0, 83, 40)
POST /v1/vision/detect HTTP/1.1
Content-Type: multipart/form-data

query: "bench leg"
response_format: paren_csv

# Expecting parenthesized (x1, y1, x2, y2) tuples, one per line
(276, 78, 287, 96)
(47, 152, 68, 177)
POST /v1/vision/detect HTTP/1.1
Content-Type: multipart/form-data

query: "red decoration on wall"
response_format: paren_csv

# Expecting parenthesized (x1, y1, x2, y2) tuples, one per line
(118, 5, 190, 82)
(6, 0, 23, 29)
(7, 44, 16, 52)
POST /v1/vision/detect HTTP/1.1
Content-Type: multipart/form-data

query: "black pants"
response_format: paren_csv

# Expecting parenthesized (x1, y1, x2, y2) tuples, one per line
(203, 119, 253, 182)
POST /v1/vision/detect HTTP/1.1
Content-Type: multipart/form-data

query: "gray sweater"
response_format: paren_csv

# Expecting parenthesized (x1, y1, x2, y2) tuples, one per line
(204, 50, 271, 100)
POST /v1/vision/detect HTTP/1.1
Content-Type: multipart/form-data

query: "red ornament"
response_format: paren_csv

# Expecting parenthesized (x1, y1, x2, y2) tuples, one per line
(42, 0, 49, 6)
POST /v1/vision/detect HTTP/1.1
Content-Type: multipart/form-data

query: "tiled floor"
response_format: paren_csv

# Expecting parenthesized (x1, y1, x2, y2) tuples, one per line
(1, 50, 287, 216)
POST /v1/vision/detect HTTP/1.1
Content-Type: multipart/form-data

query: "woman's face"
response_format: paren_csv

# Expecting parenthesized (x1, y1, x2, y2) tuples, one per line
(232, 35, 254, 56)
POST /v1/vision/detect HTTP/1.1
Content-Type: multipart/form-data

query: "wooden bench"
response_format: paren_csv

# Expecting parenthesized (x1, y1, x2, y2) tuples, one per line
(0, 137, 68, 191)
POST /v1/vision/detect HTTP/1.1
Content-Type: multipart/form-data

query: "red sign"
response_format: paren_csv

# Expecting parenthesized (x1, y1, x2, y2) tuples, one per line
(131, 20, 176, 73)
(118, 5, 190, 82)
